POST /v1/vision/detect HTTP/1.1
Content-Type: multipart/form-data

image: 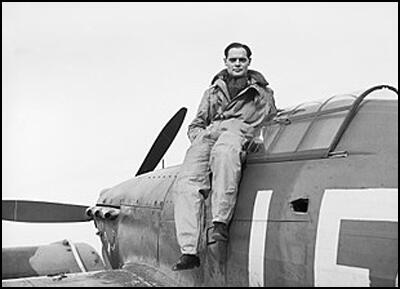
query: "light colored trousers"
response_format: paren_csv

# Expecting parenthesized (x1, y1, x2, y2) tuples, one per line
(174, 121, 247, 255)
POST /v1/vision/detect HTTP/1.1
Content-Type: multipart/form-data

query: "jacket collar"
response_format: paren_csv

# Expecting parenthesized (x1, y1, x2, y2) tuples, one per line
(210, 69, 269, 87)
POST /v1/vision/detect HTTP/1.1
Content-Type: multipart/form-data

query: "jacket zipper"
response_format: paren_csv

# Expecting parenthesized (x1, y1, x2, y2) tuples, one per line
(223, 85, 258, 112)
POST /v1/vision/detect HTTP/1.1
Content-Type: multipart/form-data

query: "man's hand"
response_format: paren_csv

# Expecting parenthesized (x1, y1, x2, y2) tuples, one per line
(188, 127, 205, 143)
(246, 137, 264, 153)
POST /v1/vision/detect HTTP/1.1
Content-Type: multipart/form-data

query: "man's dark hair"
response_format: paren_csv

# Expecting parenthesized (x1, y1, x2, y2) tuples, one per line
(224, 42, 252, 59)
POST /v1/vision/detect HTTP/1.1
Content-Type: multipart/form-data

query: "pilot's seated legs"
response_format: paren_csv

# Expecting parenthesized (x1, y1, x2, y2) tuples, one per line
(173, 130, 246, 270)
(173, 131, 215, 270)
(209, 130, 246, 237)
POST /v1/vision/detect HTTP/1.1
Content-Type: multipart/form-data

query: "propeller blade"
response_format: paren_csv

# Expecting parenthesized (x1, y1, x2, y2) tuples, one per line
(135, 107, 187, 176)
(2, 200, 91, 223)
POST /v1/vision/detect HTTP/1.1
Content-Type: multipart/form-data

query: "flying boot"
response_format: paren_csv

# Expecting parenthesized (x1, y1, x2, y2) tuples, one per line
(212, 221, 228, 242)
(171, 254, 200, 271)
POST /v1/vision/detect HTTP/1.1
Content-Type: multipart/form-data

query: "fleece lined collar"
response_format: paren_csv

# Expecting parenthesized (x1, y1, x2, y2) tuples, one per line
(210, 69, 269, 87)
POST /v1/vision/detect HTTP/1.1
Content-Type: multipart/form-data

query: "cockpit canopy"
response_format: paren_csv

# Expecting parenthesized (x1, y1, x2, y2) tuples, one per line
(248, 85, 398, 162)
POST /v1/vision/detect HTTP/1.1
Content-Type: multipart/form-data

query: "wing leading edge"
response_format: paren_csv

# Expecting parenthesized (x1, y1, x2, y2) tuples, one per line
(2, 263, 179, 287)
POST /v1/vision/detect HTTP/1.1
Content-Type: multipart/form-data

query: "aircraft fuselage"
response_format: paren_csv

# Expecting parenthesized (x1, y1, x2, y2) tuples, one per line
(94, 87, 398, 286)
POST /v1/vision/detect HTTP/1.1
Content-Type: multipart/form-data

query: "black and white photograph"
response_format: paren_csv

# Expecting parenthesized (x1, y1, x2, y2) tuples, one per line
(2, 2, 398, 287)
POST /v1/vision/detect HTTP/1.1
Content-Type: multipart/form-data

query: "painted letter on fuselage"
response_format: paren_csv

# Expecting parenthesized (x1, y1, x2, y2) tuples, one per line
(315, 188, 398, 286)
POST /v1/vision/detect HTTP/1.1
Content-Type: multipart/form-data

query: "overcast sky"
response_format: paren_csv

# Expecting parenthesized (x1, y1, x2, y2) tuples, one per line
(2, 2, 398, 255)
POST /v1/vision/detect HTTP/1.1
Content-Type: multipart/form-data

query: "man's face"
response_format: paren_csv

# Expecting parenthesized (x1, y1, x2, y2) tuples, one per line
(224, 47, 251, 78)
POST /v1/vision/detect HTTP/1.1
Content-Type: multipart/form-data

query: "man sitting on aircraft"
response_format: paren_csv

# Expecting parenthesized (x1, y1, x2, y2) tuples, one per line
(172, 42, 277, 271)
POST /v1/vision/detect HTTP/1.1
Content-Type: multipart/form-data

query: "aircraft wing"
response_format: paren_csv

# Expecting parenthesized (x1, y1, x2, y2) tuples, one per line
(2, 263, 179, 287)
